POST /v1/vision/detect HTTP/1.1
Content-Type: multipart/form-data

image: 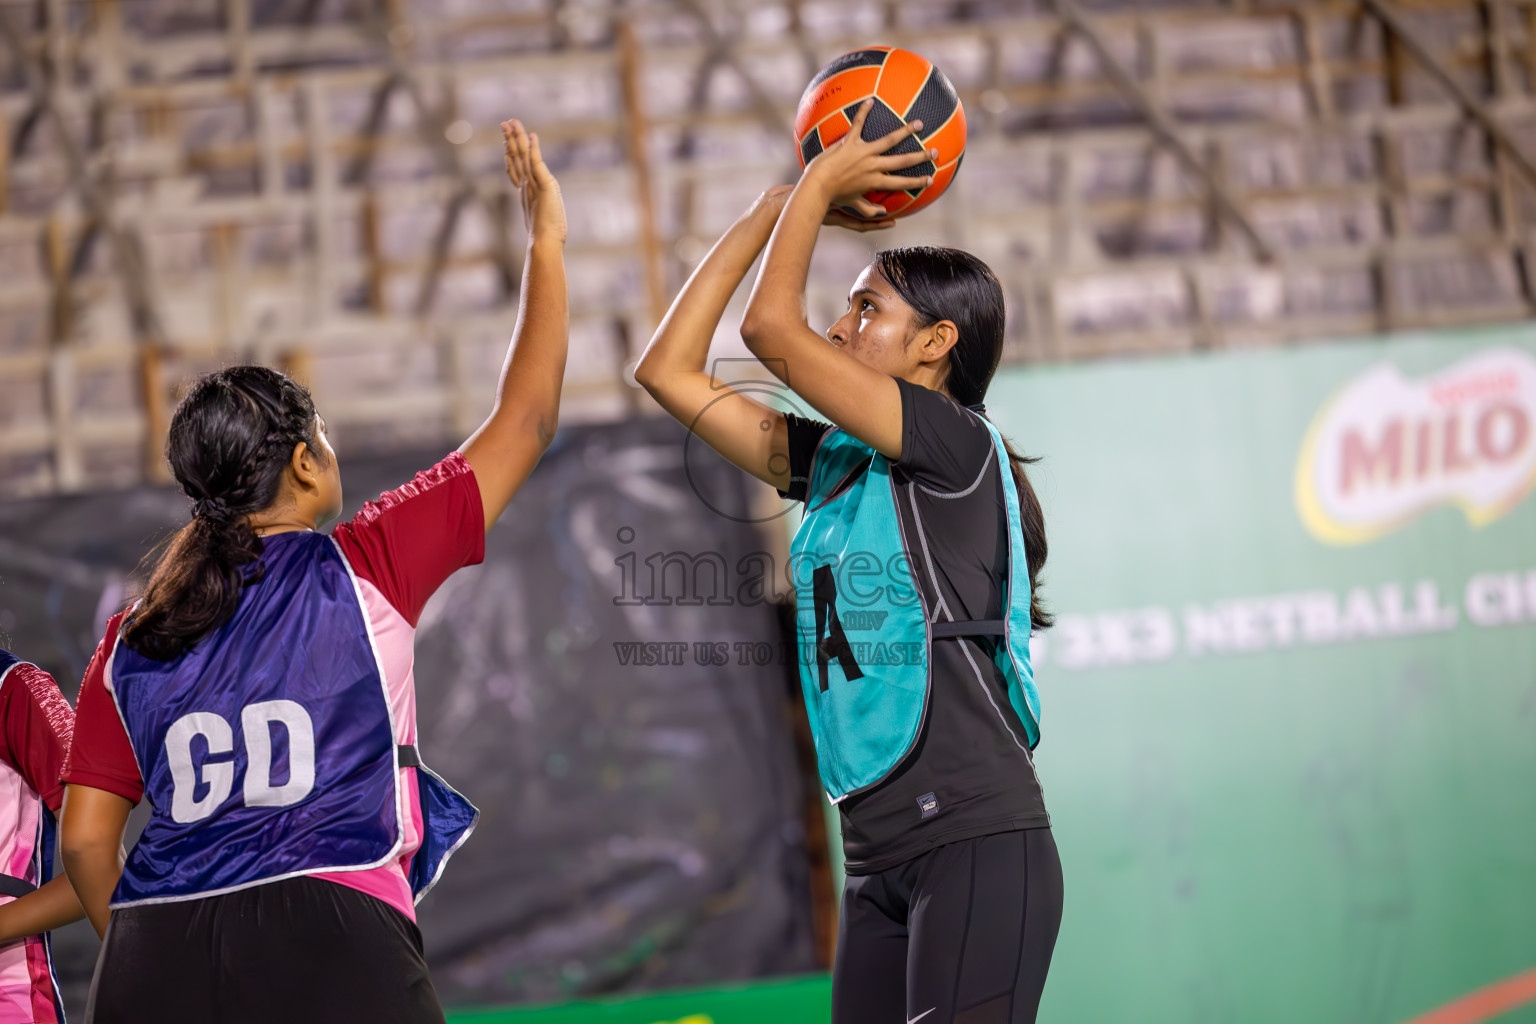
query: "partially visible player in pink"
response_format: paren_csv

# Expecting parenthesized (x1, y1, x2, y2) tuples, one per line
(57, 119, 566, 1024)
(0, 651, 82, 1024)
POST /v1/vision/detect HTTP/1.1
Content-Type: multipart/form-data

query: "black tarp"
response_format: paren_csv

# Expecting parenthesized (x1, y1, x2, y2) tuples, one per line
(0, 415, 817, 1012)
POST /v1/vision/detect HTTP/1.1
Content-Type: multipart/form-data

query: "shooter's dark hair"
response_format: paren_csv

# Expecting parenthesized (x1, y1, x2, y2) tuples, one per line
(122, 366, 323, 660)
(874, 246, 1053, 632)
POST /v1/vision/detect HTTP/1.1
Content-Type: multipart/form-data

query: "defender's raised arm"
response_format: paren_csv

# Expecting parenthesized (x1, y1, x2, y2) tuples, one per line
(460, 119, 570, 528)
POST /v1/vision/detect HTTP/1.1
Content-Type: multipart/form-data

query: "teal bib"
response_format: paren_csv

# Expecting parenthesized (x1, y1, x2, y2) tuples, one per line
(789, 416, 1041, 802)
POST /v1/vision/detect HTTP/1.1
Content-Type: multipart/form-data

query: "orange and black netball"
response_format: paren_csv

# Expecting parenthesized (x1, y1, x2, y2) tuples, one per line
(794, 46, 967, 219)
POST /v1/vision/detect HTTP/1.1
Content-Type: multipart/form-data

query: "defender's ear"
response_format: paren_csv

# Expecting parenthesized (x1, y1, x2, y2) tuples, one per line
(290, 442, 322, 491)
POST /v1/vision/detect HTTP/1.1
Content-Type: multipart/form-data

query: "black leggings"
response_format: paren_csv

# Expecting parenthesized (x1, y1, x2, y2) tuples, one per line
(832, 828, 1064, 1024)
(87, 875, 445, 1024)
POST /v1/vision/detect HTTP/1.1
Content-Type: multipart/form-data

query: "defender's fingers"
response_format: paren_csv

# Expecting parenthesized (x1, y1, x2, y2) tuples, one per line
(527, 131, 556, 188)
(504, 121, 527, 186)
(506, 122, 531, 186)
(510, 119, 534, 183)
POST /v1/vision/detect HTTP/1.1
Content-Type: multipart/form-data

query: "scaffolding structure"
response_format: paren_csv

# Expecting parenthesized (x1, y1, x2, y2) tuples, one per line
(3, 0, 1536, 495)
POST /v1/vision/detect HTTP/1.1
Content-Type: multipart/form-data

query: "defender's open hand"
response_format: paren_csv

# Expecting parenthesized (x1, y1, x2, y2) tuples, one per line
(502, 119, 567, 246)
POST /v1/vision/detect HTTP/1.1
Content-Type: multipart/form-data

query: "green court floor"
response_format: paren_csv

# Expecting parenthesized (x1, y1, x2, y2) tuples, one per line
(445, 974, 832, 1024)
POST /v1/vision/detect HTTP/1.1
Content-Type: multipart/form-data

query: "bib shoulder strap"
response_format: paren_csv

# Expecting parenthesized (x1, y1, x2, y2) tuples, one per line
(931, 619, 1006, 639)
(808, 455, 874, 513)
(0, 874, 36, 899)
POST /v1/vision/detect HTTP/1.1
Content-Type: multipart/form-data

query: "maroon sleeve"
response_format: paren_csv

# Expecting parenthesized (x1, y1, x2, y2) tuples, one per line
(331, 451, 487, 627)
(0, 663, 75, 813)
(59, 612, 144, 805)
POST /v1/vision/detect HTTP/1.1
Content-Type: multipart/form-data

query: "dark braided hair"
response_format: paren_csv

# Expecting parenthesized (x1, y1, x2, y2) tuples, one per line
(123, 366, 324, 660)
(874, 246, 1053, 633)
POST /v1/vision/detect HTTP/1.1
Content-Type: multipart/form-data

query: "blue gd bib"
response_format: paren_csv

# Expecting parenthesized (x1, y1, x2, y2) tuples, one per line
(105, 532, 477, 908)
(789, 416, 1040, 802)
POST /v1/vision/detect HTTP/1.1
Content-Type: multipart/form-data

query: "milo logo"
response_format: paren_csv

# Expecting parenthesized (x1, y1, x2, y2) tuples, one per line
(1295, 347, 1536, 544)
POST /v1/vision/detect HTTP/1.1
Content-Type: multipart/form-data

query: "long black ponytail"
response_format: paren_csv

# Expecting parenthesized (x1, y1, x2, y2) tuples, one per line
(122, 366, 323, 660)
(874, 246, 1053, 633)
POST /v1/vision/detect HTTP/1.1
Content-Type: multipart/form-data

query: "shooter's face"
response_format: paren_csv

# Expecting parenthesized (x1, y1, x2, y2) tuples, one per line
(825, 265, 924, 379)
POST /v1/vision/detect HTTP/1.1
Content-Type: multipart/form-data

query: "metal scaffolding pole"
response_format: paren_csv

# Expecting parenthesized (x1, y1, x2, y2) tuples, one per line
(1048, 0, 1276, 264)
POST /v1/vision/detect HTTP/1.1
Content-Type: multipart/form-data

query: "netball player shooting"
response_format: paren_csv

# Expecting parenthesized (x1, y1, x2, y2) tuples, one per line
(635, 100, 1063, 1024)
(57, 119, 567, 1024)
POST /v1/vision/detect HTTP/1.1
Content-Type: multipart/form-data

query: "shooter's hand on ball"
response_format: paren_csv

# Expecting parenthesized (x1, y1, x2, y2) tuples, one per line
(746, 183, 885, 234)
(804, 98, 935, 226)
(747, 183, 886, 234)
(502, 118, 567, 246)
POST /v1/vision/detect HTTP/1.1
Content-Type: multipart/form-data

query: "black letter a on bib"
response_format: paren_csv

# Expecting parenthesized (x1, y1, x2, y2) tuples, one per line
(812, 565, 864, 692)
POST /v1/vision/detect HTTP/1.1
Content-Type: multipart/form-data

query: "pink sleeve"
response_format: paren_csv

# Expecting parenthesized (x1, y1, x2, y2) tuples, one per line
(331, 451, 487, 627)
(0, 664, 75, 813)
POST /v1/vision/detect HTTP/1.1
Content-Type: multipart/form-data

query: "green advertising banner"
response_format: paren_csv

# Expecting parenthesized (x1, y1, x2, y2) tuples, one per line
(984, 325, 1536, 1024)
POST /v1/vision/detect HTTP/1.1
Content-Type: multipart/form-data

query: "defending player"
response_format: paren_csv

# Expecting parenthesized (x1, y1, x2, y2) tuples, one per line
(0, 650, 81, 1024)
(635, 101, 1063, 1023)
(57, 119, 567, 1024)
